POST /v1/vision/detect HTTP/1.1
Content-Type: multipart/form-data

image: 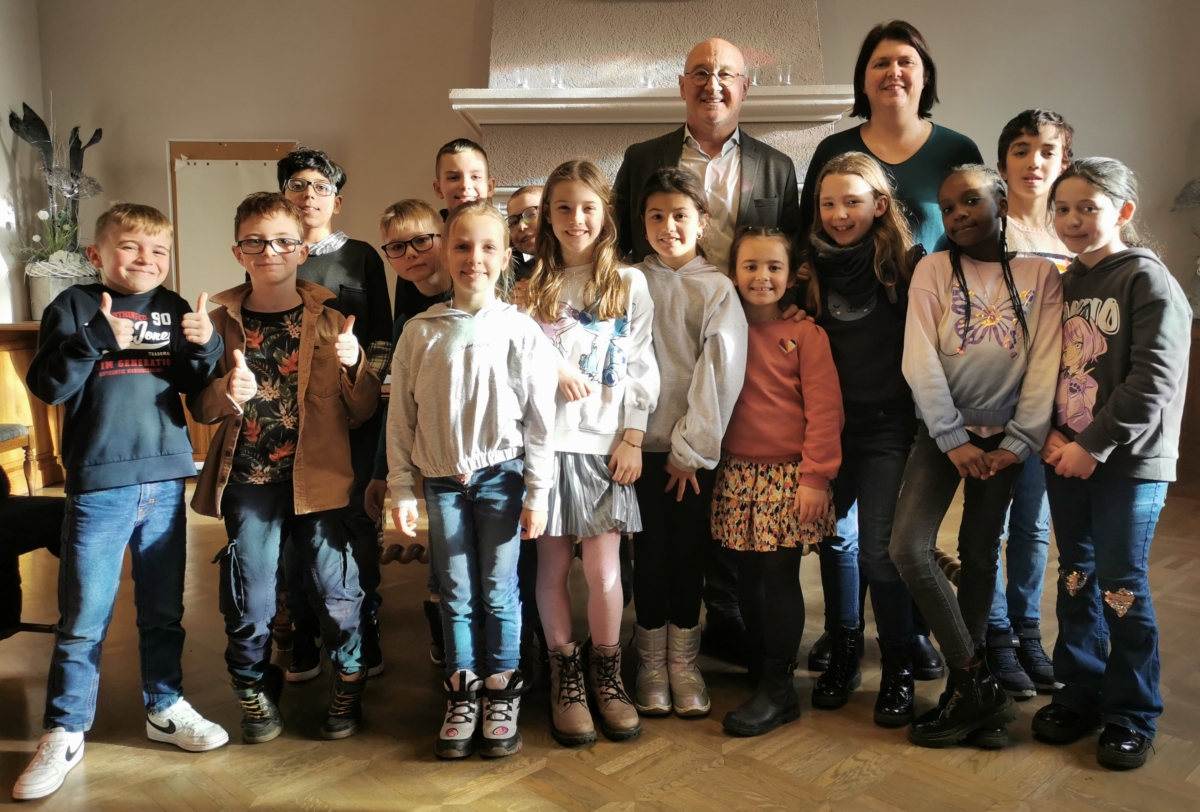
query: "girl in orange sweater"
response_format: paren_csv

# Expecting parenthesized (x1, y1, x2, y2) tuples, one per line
(716, 228, 844, 737)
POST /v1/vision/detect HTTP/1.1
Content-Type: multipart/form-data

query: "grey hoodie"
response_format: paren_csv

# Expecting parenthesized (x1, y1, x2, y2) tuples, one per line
(636, 254, 748, 472)
(386, 300, 558, 510)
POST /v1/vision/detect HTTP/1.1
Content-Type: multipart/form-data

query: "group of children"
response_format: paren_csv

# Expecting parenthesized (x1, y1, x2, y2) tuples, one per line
(13, 105, 1191, 799)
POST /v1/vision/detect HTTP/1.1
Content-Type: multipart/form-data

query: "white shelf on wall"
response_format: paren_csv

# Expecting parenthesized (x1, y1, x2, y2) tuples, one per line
(449, 85, 854, 136)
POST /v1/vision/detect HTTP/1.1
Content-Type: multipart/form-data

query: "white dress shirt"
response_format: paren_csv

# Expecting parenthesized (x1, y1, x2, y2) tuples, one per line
(680, 125, 742, 273)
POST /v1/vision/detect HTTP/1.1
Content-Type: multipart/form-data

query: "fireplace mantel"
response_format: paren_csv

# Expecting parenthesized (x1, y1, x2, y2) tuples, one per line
(450, 85, 854, 137)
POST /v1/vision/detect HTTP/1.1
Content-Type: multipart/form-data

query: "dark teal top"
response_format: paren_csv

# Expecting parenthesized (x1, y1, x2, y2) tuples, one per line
(799, 123, 983, 255)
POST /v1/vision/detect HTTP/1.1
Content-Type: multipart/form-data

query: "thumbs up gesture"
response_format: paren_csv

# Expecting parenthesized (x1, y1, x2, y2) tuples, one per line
(227, 349, 258, 404)
(335, 315, 359, 368)
(181, 292, 213, 345)
(98, 292, 134, 350)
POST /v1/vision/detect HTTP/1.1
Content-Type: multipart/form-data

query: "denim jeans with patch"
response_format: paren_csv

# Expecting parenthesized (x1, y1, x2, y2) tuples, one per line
(217, 481, 363, 682)
(1045, 470, 1167, 738)
(424, 459, 525, 677)
(45, 479, 188, 732)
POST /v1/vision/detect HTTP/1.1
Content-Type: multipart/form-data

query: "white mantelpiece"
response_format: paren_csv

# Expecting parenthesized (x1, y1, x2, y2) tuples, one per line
(450, 85, 854, 137)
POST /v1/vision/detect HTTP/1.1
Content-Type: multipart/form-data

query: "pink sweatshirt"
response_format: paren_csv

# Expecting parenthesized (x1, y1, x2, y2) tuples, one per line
(721, 319, 844, 489)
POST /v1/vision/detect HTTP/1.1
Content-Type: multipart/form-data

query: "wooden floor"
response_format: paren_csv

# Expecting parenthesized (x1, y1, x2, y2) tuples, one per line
(3, 477, 1200, 811)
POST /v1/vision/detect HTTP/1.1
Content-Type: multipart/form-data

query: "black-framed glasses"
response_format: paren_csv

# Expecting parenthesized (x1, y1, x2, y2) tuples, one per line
(506, 206, 538, 228)
(684, 69, 744, 87)
(236, 237, 303, 254)
(283, 177, 337, 197)
(381, 233, 438, 259)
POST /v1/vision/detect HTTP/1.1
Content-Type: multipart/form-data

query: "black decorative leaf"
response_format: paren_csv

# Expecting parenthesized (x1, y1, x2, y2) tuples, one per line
(7, 103, 53, 171)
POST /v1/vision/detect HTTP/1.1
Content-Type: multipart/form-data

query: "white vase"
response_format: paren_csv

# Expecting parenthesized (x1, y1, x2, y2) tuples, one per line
(26, 257, 99, 320)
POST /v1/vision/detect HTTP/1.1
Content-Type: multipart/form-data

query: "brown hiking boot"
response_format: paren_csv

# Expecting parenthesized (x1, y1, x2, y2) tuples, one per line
(588, 643, 642, 742)
(548, 642, 596, 747)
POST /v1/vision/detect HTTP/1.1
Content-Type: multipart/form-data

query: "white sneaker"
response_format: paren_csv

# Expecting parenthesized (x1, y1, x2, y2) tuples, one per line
(147, 698, 230, 752)
(12, 728, 84, 800)
(479, 669, 523, 758)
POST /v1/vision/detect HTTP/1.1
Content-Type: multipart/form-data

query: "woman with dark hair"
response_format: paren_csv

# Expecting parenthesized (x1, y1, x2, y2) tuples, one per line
(800, 20, 981, 688)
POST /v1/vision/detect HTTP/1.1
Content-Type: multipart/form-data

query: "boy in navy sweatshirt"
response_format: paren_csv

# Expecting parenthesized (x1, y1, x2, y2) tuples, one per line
(14, 204, 227, 802)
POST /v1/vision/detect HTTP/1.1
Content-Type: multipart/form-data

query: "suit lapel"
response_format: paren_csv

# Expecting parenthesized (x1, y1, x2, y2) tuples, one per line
(736, 133, 760, 226)
(664, 126, 685, 168)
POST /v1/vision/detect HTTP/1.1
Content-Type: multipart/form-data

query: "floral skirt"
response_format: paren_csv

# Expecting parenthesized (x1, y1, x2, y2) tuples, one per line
(711, 456, 836, 553)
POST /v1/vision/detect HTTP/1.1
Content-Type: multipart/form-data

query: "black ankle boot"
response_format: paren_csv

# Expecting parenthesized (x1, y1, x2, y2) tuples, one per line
(722, 658, 800, 737)
(807, 625, 864, 672)
(986, 628, 1036, 700)
(1014, 623, 1059, 692)
(423, 600, 445, 667)
(812, 626, 862, 709)
(874, 641, 914, 727)
(911, 634, 945, 681)
(907, 655, 1017, 748)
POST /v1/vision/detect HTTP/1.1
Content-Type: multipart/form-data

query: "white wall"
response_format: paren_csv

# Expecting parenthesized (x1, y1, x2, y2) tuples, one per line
(817, 0, 1200, 292)
(0, 0, 46, 322)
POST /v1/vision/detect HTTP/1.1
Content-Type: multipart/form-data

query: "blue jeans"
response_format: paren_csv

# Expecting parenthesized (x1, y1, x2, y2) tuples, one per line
(218, 482, 364, 682)
(424, 459, 525, 677)
(1044, 470, 1167, 738)
(819, 411, 917, 645)
(989, 460, 1051, 630)
(45, 480, 188, 732)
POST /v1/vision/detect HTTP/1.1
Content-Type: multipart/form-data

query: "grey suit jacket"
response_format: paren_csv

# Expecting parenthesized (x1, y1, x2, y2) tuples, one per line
(613, 126, 802, 266)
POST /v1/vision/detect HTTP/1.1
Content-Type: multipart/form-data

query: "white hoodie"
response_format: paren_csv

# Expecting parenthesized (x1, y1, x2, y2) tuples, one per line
(386, 300, 558, 510)
(636, 254, 748, 472)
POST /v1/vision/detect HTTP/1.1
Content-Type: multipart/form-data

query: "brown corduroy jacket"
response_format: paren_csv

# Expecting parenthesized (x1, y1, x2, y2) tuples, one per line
(189, 279, 380, 518)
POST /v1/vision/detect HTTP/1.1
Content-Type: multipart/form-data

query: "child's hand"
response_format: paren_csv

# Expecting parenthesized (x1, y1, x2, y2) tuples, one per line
(777, 304, 813, 323)
(98, 292, 134, 350)
(364, 478, 387, 522)
(664, 459, 700, 502)
(511, 278, 530, 309)
(1040, 428, 1069, 462)
(336, 316, 360, 368)
(181, 292, 213, 345)
(984, 449, 1020, 477)
(608, 433, 643, 485)
(947, 442, 991, 479)
(227, 349, 258, 404)
(558, 366, 595, 402)
(520, 508, 546, 540)
(392, 504, 418, 537)
(1046, 441, 1099, 479)
(792, 484, 829, 525)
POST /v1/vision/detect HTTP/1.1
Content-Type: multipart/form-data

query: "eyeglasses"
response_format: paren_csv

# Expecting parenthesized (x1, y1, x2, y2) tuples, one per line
(381, 233, 438, 259)
(506, 206, 538, 228)
(236, 238, 303, 254)
(283, 177, 337, 197)
(684, 69, 744, 87)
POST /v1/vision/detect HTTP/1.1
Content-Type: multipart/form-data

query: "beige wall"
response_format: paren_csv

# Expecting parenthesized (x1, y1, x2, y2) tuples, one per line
(34, 0, 494, 302)
(817, 0, 1200, 294)
(1, 0, 45, 322)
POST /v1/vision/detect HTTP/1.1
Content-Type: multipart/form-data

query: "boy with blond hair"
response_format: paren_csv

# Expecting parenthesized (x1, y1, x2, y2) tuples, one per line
(17, 203, 227, 801)
(190, 193, 379, 744)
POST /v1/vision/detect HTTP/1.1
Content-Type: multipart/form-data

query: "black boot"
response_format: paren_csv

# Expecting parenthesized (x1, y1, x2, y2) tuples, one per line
(722, 658, 800, 737)
(363, 616, 385, 678)
(874, 641, 914, 727)
(1097, 723, 1152, 770)
(985, 628, 1036, 699)
(907, 655, 1017, 748)
(911, 634, 945, 681)
(423, 599, 445, 667)
(812, 626, 862, 710)
(1032, 702, 1102, 744)
(321, 670, 366, 740)
(1014, 623, 1059, 692)
(807, 625, 864, 672)
(233, 663, 285, 744)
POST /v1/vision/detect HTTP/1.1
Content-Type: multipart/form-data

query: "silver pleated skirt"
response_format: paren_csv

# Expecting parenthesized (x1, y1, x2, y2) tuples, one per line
(544, 452, 643, 538)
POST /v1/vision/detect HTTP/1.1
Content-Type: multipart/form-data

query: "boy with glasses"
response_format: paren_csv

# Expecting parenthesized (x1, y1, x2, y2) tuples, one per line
(190, 193, 380, 743)
(277, 147, 390, 681)
(506, 185, 542, 309)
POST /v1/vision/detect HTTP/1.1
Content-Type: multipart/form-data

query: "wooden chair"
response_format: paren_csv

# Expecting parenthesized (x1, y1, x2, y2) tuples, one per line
(0, 424, 34, 496)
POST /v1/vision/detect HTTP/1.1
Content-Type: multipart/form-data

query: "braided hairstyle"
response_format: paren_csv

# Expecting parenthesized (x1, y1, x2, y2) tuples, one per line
(943, 164, 1030, 356)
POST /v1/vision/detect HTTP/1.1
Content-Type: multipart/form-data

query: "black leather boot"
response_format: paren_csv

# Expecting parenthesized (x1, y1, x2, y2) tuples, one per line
(812, 626, 862, 709)
(722, 658, 800, 737)
(911, 634, 945, 681)
(1097, 723, 1152, 770)
(874, 641, 914, 727)
(807, 625, 864, 672)
(908, 655, 1017, 748)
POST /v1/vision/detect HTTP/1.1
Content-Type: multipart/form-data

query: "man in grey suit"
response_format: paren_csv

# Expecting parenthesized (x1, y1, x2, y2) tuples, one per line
(613, 38, 802, 271)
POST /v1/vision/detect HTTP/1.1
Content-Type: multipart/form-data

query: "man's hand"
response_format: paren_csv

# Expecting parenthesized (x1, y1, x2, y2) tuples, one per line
(181, 292, 213, 345)
(364, 479, 387, 522)
(98, 292, 134, 350)
(392, 504, 418, 537)
(227, 349, 258, 404)
(1046, 441, 1099, 480)
(520, 508, 547, 540)
(778, 304, 812, 323)
(558, 366, 595, 402)
(336, 315, 360, 367)
(664, 459, 700, 502)
(792, 484, 829, 525)
(947, 442, 991, 479)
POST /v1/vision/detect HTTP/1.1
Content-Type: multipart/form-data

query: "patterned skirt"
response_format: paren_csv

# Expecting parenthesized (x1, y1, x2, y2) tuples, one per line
(711, 455, 836, 552)
(544, 452, 643, 538)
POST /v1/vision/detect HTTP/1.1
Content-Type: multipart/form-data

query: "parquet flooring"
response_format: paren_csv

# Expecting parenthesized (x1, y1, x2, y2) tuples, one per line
(2, 477, 1199, 811)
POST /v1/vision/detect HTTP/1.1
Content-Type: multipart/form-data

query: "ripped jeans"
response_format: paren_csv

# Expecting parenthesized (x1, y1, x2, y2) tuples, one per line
(1044, 469, 1167, 738)
(218, 482, 364, 683)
